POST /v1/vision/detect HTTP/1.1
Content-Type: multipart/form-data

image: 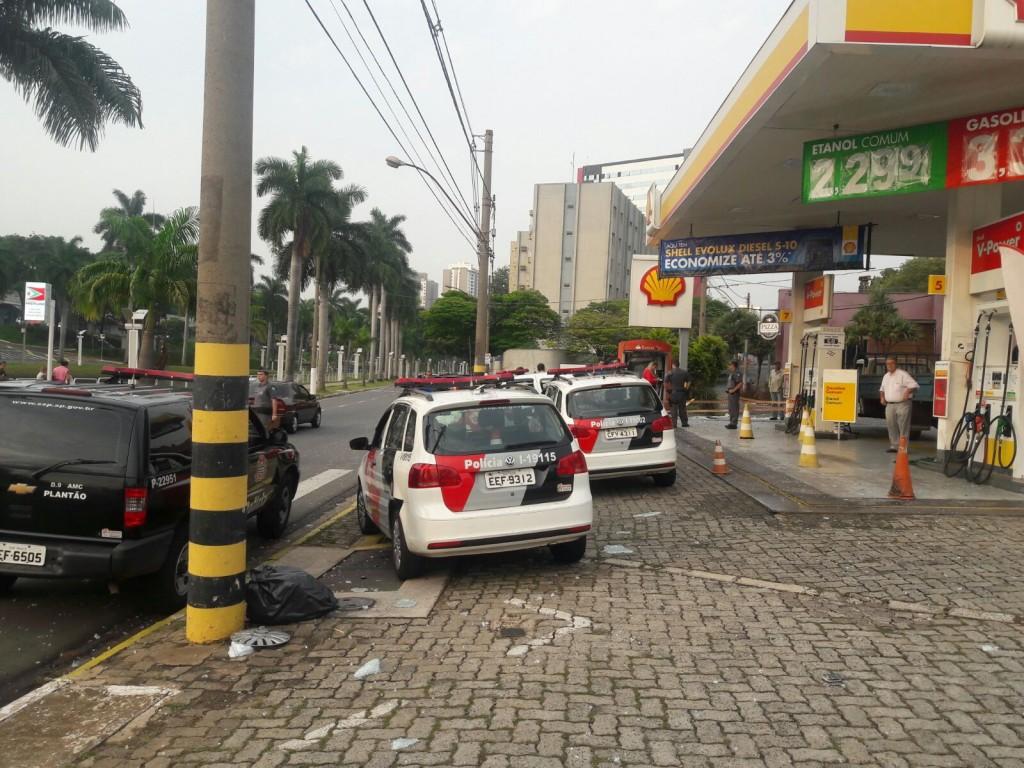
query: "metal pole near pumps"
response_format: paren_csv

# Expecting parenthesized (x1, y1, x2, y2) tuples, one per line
(187, 0, 255, 644)
(473, 130, 493, 374)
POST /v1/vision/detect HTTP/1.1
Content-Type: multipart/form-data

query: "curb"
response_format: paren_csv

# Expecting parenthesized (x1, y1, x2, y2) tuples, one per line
(61, 499, 357, 682)
(319, 383, 390, 400)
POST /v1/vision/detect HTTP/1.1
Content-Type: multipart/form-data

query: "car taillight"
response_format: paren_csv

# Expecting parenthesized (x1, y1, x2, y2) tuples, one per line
(556, 450, 588, 476)
(409, 463, 461, 489)
(569, 424, 594, 440)
(124, 487, 148, 529)
(650, 415, 673, 433)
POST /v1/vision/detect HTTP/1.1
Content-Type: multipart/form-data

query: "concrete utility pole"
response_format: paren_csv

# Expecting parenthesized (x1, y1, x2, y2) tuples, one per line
(473, 129, 493, 374)
(187, 0, 255, 644)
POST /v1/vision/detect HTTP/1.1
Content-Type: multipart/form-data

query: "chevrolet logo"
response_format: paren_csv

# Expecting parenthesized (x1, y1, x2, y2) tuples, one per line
(7, 483, 37, 495)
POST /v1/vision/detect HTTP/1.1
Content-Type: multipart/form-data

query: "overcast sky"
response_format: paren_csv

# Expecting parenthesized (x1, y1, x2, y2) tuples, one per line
(0, 0, 904, 311)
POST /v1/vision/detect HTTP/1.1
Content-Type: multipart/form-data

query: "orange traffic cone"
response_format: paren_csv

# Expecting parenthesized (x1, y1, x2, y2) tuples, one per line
(711, 440, 731, 475)
(888, 435, 915, 500)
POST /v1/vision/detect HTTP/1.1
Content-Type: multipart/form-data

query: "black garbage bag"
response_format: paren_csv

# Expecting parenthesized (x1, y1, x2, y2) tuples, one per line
(245, 565, 338, 625)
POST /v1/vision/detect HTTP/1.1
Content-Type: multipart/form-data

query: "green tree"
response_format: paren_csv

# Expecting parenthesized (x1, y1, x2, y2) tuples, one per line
(489, 290, 560, 355)
(256, 146, 342, 379)
(94, 189, 164, 250)
(687, 334, 729, 399)
(489, 265, 509, 295)
(72, 208, 198, 368)
(695, 296, 730, 332)
(562, 299, 674, 360)
(871, 257, 945, 293)
(423, 291, 476, 357)
(845, 289, 919, 349)
(1, 234, 94, 356)
(0, 0, 143, 150)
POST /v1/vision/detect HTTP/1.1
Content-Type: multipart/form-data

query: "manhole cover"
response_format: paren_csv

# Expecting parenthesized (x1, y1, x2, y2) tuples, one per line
(321, 549, 403, 593)
(499, 627, 526, 639)
(336, 596, 376, 612)
(231, 627, 290, 648)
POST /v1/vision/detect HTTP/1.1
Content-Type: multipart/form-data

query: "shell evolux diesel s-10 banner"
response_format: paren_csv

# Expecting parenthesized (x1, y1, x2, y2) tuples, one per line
(659, 225, 867, 277)
(804, 105, 1024, 203)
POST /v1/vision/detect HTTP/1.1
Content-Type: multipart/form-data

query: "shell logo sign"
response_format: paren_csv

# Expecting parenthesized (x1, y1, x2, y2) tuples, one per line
(639, 266, 685, 306)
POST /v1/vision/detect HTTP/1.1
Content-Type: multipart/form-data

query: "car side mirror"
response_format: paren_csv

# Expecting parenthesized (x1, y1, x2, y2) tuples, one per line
(271, 429, 288, 446)
(349, 436, 370, 451)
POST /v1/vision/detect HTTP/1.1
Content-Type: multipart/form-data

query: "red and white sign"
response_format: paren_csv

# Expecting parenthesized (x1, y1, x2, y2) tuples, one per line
(971, 210, 1024, 293)
(803, 274, 833, 322)
(948, 106, 1024, 189)
(628, 255, 694, 328)
(1010, 0, 1024, 23)
(933, 361, 950, 419)
(24, 282, 50, 323)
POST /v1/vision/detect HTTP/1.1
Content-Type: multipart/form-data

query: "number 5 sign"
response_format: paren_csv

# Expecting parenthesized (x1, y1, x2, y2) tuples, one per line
(928, 275, 946, 295)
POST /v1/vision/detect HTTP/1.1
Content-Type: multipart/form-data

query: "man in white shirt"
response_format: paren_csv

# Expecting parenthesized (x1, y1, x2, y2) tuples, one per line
(879, 357, 918, 453)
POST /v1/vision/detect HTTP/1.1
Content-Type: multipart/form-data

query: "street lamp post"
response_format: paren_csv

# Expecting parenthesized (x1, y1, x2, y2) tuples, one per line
(386, 135, 493, 374)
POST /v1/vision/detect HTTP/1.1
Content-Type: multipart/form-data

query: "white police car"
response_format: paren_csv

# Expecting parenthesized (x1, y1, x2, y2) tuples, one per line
(544, 370, 677, 486)
(350, 377, 593, 579)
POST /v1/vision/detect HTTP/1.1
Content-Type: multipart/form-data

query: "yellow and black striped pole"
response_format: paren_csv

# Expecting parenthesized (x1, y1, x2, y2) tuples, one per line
(187, 0, 256, 644)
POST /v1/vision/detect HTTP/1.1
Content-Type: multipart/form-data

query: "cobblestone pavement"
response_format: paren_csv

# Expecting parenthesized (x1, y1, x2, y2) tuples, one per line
(60, 449, 1024, 767)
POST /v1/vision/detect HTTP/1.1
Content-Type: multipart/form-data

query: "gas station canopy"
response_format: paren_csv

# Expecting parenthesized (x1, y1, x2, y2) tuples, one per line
(652, 0, 1024, 257)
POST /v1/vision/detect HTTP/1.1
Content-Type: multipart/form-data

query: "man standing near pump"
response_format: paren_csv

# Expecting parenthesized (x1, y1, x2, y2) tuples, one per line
(880, 357, 919, 453)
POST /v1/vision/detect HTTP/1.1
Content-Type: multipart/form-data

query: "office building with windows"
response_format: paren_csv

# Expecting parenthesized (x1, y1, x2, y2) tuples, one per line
(442, 262, 478, 297)
(514, 182, 650, 318)
(577, 152, 690, 211)
(509, 231, 532, 292)
(417, 272, 438, 310)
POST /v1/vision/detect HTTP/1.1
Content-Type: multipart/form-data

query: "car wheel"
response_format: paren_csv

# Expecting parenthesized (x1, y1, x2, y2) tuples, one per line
(391, 513, 423, 580)
(652, 469, 677, 487)
(550, 536, 586, 564)
(356, 484, 378, 534)
(0, 575, 18, 594)
(258, 476, 294, 539)
(146, 525, 189, 612)
(312, 408, 322, 429)
(285, 415, 298, 434)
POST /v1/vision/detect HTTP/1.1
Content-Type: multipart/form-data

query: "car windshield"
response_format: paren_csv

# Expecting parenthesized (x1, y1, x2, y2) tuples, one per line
(424, 402, 571, 455)
(567, 384, 661, 419)
(0, 396, 134, 470)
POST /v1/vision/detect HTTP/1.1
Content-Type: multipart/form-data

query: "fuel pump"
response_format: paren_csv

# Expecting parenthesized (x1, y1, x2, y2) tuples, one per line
(971, 309, 1018, 480)
(802, 326, 846, 431)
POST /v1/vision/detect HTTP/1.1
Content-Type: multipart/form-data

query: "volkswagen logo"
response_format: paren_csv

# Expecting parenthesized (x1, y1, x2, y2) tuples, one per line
(505, 456, 515, 466)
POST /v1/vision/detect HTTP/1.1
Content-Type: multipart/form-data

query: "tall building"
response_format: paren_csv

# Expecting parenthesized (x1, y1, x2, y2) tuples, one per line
(442, 262, 478, 297)
(577, 152, 690, 211)
(417, 272, 438, 310)
(515, 182, 651, 318)
(508, 231, 532, 292)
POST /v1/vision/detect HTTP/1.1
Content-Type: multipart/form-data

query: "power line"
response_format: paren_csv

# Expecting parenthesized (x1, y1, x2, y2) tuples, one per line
(419, 0, 484, 187)
(303, 0, 477, 252)
(359, 0, 476, 219)
(330, 0, 475, 226)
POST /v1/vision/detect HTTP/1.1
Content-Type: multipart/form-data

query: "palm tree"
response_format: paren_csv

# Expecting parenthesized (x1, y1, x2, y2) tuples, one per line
(253, 274, 287, 359)
(363, 209, 412, 378)
(94, 189, 164, 249)
(72, 208, 198, 368)
(255, 147, 341, 380)
(0, 1, 143, 150)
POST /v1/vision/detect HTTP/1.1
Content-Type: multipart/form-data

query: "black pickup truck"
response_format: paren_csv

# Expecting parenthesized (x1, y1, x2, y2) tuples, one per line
(0, 381, 300, 609)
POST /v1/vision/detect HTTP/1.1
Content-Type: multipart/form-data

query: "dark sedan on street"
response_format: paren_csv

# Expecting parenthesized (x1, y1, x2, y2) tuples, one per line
(249, 379, 323, 433)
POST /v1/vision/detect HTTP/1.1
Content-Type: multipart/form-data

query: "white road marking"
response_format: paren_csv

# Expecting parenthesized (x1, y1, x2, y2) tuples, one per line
(294, 469, 351, 501)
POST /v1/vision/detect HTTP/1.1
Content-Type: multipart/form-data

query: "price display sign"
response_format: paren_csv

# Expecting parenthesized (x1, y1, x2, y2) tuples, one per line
(803, 123, 948, 203)
(947, 107, 1024, 187)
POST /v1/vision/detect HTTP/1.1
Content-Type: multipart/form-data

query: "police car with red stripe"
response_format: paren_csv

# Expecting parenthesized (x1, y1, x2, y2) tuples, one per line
(542, 365, 677, 486)
(350, 374, 593, 579)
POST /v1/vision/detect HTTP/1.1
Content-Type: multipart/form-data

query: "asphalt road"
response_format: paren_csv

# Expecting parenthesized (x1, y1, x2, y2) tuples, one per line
(0, 385, 396, 707)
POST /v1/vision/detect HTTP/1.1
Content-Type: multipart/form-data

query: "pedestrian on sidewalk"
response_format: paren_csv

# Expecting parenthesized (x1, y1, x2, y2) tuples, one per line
(768, 361, 784, 420)
(880, 357, 918, 453)
(725, 361, 742, 429)
(663, 361, 690, 427)
(253, 368, 279, 431)
(52, 359, 72, 384)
